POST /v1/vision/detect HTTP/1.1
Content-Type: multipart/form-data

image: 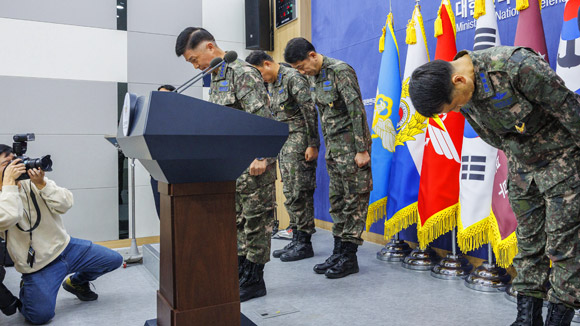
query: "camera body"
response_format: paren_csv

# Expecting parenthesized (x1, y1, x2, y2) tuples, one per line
(12, 133, 53, 181)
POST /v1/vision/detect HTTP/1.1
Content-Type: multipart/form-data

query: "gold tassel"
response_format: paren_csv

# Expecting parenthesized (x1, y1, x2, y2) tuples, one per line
(473, 0, 486, 19)
(365, 197, 388, 231)
(406, 18, 417, 45)
(417, 203, 458, 249)
(434, 14, 443, 37)
(516, 0, 529, 11)
(493, 232, 518, 268)
(379, 25, 386, 53)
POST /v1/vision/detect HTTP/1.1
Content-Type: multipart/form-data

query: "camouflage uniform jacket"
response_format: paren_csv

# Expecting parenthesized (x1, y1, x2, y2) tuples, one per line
(268, 64, 319, 154)
(209, 58, 277, 188)
(458, 46, 580, 193)
(310, 56, 372, 159)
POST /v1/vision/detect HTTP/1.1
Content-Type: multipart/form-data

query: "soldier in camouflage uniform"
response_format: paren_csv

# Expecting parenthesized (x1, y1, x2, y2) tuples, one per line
(175, 27, 276, 302)
(245, 51, 320, 263)
(284, 38, 372, 279)
(409, 46, 580, 326)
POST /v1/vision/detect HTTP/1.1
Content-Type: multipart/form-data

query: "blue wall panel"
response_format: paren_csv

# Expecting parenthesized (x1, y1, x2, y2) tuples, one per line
(312, 0, 567, 259)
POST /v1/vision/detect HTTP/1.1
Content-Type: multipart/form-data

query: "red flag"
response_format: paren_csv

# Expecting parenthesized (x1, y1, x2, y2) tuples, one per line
(514, 0, 549, 61)
(416, 0, 465, 248)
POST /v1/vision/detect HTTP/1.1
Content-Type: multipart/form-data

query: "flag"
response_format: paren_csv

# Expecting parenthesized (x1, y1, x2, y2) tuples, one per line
(556, 0, 580, 94)
(456, 0, 501, 256)
(416, 0, 465, 249)
(365, 12, 402, 230)
(490, 151, 518, 268)
(514, 0, 549, 60)
(383, 3, 429, 239)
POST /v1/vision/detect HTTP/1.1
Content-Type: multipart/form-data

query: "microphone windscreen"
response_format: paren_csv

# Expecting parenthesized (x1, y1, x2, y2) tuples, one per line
(209, 57, 223, 68)
(224, 51, 238, 63)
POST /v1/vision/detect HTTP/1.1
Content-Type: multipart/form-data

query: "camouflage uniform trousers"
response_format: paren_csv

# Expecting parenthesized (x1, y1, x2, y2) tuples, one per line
(510, 177, 580, 308)
(326, 151, 372, 245)
(235, 166, 276, 265)
(279, 151, 317, 234)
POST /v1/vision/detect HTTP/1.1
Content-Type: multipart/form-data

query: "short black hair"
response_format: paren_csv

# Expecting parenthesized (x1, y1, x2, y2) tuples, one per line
(0, 144, 12, 156)
(409, 60, 455, 118)
(157, 84, 176, 91)
(175, 27, 216, 57)
(245, 51, 274, 66)
(284, 37, 316, 63)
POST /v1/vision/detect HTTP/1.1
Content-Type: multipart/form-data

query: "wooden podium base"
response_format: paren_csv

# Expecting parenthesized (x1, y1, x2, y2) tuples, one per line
(154, 181, 242, 326)
(144, 313, 256, 326)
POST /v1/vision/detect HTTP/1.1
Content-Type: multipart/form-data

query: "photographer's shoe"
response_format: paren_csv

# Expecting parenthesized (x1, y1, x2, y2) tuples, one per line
(0, 297, 21, 316)
(62, 278, 98, 301)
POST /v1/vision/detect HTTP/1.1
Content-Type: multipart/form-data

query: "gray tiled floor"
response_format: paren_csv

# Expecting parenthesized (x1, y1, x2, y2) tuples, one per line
(1, 229, 519, 326)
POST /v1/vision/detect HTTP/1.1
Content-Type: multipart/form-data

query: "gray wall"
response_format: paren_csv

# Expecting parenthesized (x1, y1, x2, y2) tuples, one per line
(0, 0, 251, 241)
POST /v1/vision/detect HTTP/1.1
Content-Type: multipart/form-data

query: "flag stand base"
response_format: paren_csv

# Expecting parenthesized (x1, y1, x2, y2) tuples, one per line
(465, 261, 510, 292)
(430, 254, 473, 280)
(376, 239, 412, 262)
(401, 246, 439, 271)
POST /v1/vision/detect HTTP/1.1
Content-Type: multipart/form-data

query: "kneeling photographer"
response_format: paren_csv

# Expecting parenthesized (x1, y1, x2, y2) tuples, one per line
(0, 139, 123, 325)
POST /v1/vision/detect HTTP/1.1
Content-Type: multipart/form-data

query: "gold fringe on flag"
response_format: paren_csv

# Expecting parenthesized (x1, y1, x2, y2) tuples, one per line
(383, 202, 419, 240)
(456, 205, 494, 253)
(365, 197, 388, 231)
(488, 211, 518, 268)
(406, 19, 417, 45)
(434, 0, 457, 38)
(417, 203, 458, 249)
(473, 0, 486, 19)
(379, 12, 395, 53)
(414, 5, 431, 60)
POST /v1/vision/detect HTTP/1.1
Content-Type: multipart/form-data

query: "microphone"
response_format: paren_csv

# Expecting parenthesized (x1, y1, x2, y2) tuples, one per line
(174, 57, 223, 94)
(175, 51, 238, 94)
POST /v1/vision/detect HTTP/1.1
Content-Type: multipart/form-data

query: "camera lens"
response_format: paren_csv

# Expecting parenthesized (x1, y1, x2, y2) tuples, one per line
(23, 155, 52, 171)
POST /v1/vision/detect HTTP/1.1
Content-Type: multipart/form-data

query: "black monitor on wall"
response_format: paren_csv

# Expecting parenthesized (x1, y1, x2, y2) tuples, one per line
(245, 0, 273, 51)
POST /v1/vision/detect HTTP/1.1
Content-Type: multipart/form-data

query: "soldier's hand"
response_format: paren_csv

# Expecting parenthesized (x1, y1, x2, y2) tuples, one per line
(305, 147, 318, 162)
(2, 159, 26, 186)
(28, 168, 46, 190)
(249, 159, 267, 176)
(354, 151, 370, 168)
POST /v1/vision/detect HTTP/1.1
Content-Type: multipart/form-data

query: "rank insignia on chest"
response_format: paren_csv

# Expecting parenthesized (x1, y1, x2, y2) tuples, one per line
(515, 122, 526, 134)
(280, 104, 285, 111)
(219, 86, 229, 92)
(328, 102, 334, 108)
(323, 80, 333, 92)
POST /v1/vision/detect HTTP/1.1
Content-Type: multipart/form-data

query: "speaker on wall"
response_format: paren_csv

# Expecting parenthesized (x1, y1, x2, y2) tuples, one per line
(245, 0, 273, 51)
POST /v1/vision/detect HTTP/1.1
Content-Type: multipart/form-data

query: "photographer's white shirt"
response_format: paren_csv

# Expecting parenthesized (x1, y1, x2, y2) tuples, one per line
(0, 178, 73, 274)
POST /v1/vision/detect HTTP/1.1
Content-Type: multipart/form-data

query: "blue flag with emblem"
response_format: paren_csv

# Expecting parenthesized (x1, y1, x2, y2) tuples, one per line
(365, 12, 401, 231)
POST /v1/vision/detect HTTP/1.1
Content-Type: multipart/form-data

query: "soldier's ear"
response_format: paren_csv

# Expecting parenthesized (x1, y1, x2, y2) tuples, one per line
(451, 74, 467, 86)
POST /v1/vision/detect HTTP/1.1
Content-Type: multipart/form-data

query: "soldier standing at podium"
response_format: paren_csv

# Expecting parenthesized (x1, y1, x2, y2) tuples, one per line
(175, 27, 276, 302)
(245, 51, 319, 262)
(284, 38, 373, 279)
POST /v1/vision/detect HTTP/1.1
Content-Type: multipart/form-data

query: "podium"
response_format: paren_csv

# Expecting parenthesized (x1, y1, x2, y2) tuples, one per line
(116, 91, 288, 326)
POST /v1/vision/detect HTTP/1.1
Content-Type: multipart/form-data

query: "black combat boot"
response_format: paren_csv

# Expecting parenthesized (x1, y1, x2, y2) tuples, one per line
(510, 294, 545, 326)
(238, 256, 247, 279)
(325, 241, 359, 279)
(313, 236, 342, 274)
(273, 229, 297, 258)
(280, 231, 314, 262)
(545, 302, 575, 326)
(239, 262, 266, 302)
(0, 282, 21, 316)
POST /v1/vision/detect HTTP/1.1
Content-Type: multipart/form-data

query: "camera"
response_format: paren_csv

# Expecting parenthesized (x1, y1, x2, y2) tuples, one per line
(12, 133, 53, 181)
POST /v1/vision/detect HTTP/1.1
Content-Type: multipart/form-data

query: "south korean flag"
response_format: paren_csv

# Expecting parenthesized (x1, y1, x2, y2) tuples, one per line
(473, 0, 501, 51)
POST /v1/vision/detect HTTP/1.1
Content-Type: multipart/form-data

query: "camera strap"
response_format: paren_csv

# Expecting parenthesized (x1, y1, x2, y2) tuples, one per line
(16, 188, 41, 233)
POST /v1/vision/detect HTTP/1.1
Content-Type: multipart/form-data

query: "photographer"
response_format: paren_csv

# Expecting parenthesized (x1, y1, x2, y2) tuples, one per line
(0, 144, 123, 325)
